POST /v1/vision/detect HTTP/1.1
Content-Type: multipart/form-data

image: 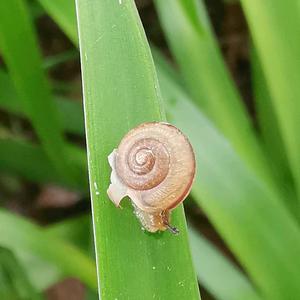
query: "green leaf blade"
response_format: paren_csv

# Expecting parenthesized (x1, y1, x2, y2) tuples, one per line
(37, 0, 78, 44)
(0, 247, 43, 300)
(75, 0, 200, 299)
(0, 210, 96, 290)
(0, 138, 87, 191)
(241, 0, 300, 200)
(189, 227, 261, 300)
(0, 0, 77, 185)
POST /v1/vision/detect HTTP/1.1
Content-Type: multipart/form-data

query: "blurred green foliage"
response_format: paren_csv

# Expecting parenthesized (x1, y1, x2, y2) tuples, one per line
(0, 0, 299, 299)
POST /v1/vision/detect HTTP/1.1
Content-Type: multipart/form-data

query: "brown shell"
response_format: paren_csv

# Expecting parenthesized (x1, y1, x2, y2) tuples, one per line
(107, 122, 196, 233)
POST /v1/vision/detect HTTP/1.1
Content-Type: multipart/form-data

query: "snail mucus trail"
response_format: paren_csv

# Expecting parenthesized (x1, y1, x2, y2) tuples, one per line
(107, 122, 196, 234)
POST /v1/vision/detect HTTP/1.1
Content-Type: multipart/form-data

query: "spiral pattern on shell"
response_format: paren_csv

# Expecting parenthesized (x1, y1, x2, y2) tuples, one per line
(116, 137, 170, 190)
(114, 122, 196, 213)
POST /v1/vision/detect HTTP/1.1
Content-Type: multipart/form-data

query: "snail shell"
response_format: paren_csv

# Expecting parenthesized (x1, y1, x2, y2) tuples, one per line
(107, 122, 195, 233)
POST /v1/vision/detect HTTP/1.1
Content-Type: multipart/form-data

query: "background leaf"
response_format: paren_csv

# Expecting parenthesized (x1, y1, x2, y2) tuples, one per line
(0, 0, 79, 186)
(37, 0, 78, 45)
(0, 247, 43, 300)
(0, 209, 96, 291)
(240, 0, 300, 200)
(0, 138, 87, 191)
(189, 227, 261, 300)
(251, 47, 298, 215)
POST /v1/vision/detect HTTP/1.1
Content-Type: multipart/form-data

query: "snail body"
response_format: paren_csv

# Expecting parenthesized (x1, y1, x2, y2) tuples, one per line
(107, 122, 195, 233)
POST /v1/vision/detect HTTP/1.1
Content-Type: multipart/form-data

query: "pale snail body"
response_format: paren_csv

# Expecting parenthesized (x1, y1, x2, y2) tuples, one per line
(107, 122, 195, 233)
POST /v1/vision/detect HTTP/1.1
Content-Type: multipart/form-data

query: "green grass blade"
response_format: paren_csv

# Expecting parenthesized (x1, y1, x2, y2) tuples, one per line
(75, 0, 200, 299)
(189, 227, 261, 300)
(0, 138, 61, 184)
(0, 69, 84, 135)
(0, 216, 90, 292)
(251, 48, 298, 216)
(251, 49, 291, 181)
(157, 59, 300, 299)
(56, 96, 85, 135)
(28, 1, 45, 19)
(0, 138, 87, 191)
(43, 49, 78, 69)
(0, 247, 43, 300)
(240, 0, 300, 199)
(0, 209, 96, 290)
(0, 0, 78, 185)
(37, 0, 77, 44)
(0, 70, 20, 113)
(47, 215, 91, 253)
(154, 0, 275, 187)
(17, 254, 63, 291)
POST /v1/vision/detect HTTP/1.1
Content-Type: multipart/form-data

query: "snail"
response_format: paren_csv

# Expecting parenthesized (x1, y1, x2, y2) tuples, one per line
(107, 122, 196, 234)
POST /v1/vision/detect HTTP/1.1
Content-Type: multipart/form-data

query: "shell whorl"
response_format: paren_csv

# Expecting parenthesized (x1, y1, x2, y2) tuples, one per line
(111, 122, 195, 213)
(116, 137, 170, 190)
